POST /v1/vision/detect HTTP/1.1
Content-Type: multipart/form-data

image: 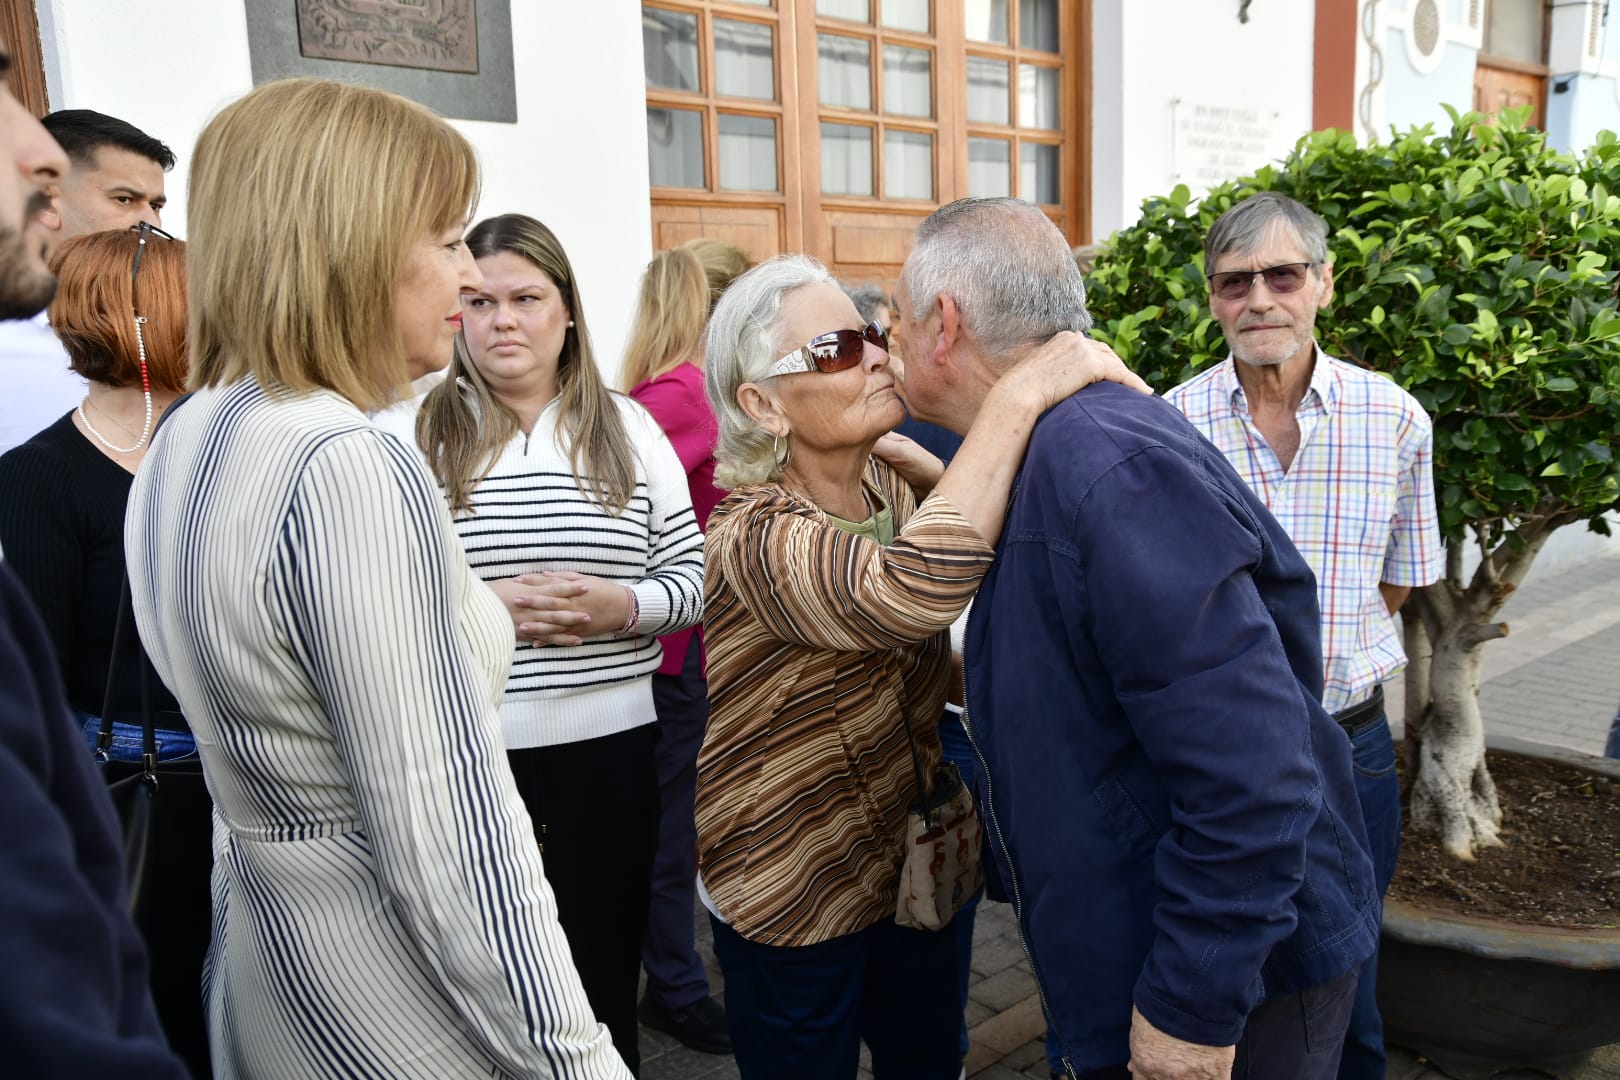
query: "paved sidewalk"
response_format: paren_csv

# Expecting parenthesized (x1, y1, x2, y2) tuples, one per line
(640, 547, 1620, 1080)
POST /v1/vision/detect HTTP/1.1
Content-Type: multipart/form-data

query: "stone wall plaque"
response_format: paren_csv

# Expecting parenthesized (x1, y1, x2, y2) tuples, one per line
(1171, 100, 1285, 191)
(295, 1, 478, 75)
(245, 0, 515, 123)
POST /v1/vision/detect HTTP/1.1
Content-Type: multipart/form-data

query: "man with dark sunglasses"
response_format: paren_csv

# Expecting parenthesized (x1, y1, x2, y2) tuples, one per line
(0, 50, 187, 1078)
(894, 196, 1378, 1080)
(1165, 192, 1443, 1080)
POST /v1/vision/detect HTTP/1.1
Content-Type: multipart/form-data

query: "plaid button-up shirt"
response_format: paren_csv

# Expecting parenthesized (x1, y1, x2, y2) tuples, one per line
(1166, 347, 1444, 714)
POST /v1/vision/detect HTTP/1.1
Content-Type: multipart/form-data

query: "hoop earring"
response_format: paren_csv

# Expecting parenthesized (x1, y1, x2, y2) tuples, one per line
(772, 432, 792, 471)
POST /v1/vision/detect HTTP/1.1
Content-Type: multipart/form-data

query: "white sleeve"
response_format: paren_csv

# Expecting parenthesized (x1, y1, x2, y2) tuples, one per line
(286, 431, 630, 1079)
(622, 401, 704, 636)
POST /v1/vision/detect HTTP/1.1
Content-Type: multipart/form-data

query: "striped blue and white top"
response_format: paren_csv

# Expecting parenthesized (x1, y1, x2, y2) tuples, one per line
(126, 380, 630, 1079)
(375, 388, 704, 749)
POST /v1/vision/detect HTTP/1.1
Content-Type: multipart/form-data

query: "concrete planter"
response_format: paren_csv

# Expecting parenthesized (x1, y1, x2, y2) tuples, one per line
(1378, 737, 1620, 1079)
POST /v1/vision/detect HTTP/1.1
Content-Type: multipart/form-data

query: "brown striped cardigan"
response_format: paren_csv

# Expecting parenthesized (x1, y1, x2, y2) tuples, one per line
(695, 456, 996, 946)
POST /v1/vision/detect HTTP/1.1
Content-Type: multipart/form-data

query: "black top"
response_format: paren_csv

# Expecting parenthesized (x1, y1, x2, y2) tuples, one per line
(0, 560, 187, 1078)
(0, 412, 183, 722)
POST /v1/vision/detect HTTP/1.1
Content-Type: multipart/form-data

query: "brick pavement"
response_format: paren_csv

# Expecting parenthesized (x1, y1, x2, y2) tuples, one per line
(640, 547, 1620, 1079)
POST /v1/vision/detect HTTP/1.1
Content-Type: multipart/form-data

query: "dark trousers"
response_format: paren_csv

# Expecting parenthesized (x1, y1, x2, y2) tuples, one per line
(508, 725, 660, 1076)
(937, 708, 982, 1061)
(641, 638, 712, 1010)
(711, 914, 961, 1080)
(1065, 970, 1357, 1080)
(1338, 706, 1401, 1080)
(1606, 701, 1620, 758)
(1234, 968, 1359, 1079)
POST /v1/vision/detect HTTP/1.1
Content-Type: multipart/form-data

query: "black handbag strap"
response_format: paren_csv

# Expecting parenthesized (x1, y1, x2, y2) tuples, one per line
(94, 391, 192, 778)
(96, 577, 159, 780)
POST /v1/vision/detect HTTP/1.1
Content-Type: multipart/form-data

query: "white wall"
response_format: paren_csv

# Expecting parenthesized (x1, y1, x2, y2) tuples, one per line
(1091, 0, 1316, 240)
(37, 0, 653, 378)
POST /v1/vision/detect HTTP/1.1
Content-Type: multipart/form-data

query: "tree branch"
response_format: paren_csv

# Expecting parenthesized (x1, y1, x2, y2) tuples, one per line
(1474, 523, 1500, 589)
(1464, 620, 1510, 648)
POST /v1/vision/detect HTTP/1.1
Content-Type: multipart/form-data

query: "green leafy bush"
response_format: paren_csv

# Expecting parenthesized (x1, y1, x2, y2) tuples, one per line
(1087, 109, 1620, 858)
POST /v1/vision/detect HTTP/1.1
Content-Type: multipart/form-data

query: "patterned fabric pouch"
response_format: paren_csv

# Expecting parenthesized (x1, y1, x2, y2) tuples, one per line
(895, 749, 983, 930)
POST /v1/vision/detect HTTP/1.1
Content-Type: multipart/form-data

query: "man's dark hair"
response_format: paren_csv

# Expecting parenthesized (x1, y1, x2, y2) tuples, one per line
(41, 109, 176, 172)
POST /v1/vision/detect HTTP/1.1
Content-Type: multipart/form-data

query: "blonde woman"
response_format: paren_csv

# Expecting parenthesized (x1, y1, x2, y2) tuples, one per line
(619, 247, 730, 1052)
(124, 80, 628, 1078)
(382, 214, 704, 1074)
(680, 236, 750, 315)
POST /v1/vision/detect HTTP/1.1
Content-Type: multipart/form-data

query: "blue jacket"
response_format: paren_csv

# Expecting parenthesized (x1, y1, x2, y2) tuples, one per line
(963, 384, 1379, 1071)
(0, 562, 186, 1079)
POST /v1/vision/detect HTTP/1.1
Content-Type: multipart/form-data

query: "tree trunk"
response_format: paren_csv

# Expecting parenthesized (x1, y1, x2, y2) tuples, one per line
(1404, 515, 1568, 859)
(1401, 606, 1432, 786)
(1406, 616, 1502, 859)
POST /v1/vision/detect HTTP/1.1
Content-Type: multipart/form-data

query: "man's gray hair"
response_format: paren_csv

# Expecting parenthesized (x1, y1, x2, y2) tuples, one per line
(705, 254, 837, 488)
(843, 282, 889, 325)
(898, 197, 1092, 359)
(1203, 192, 1330, 276)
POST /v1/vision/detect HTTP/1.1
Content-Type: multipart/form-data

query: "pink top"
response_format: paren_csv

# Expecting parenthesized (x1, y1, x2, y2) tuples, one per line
(630, 361, 726, 676)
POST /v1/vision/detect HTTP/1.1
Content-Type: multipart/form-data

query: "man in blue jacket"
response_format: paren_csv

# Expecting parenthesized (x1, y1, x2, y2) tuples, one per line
(891, 196, 1379, 1080)
(0, 47, 187, 1079)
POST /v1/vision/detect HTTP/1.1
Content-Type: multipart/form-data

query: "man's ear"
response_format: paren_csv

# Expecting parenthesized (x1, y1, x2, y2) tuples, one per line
(37, 186, 62, 234)
(935, 293, 964, 364)
(1316, 261, 1335, 310)
(736, 382, 788, 436)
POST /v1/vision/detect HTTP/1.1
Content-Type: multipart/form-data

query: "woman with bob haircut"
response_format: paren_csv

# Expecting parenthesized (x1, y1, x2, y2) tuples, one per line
(123, 79, 630, 1078)
(0, 225, 210, 1073)
(380, 213, 704, 1073)
(694, 254, 1146, 1076)
(617, 246, 732, 1052)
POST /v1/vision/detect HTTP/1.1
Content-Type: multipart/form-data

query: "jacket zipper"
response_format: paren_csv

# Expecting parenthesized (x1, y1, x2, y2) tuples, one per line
(961, 578, 1078, 1080)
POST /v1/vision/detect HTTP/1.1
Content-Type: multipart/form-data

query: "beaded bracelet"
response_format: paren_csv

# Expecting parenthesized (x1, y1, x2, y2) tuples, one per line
(619, 586, 640, 635)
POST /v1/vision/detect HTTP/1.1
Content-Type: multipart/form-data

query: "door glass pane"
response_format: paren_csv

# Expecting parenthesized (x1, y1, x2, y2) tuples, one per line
(819, 34, 872, 109)
(882, 0, 930, 33)
(883, 44, 932, 117)
(967, 56, 1010, 124)
(1018, 64, 1059, 129)
(817, 0, 871, 21)
(718, 114, 778, 191)
(715, 19, 775, 99)
(643, 6, 699, 91)
(1484, 0, 1543, 64)
(821, 122, 874, 195)
(1019, 0, 1058, 51)
(964, 0, 1009, 44)
(1020, 142, 1060, 204)
(647, 107, 705, 188)
(967, 137, 1010, 197)
(884, 130, 932, 199)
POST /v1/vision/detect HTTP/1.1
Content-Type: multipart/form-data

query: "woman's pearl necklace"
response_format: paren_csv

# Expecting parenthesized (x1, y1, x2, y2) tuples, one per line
(77, 391, 153, 454)
(77, 315, 154, 454)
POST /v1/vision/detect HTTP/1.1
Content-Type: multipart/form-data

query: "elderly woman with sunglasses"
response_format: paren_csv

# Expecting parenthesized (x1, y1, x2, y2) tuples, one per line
(695, 254, 1146, 1078)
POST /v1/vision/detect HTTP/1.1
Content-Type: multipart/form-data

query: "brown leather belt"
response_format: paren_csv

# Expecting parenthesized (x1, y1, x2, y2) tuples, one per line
(1333, 685, 1386, 738)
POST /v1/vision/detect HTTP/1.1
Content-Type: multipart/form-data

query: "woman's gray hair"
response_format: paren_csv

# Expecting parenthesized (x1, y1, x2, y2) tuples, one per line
(705, 253, 837, 488)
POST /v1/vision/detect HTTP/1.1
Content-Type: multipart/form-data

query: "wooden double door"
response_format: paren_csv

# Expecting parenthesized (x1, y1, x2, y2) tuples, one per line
(645, 0, 1090, 288)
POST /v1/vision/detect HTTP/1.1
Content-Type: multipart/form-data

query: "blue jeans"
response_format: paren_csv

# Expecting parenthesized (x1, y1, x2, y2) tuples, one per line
(1337, 708, 1400, 1080)
(1605, 703, 1619, 759)
(711, 914, 961, 1079)
(80, 715, 197, 763)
